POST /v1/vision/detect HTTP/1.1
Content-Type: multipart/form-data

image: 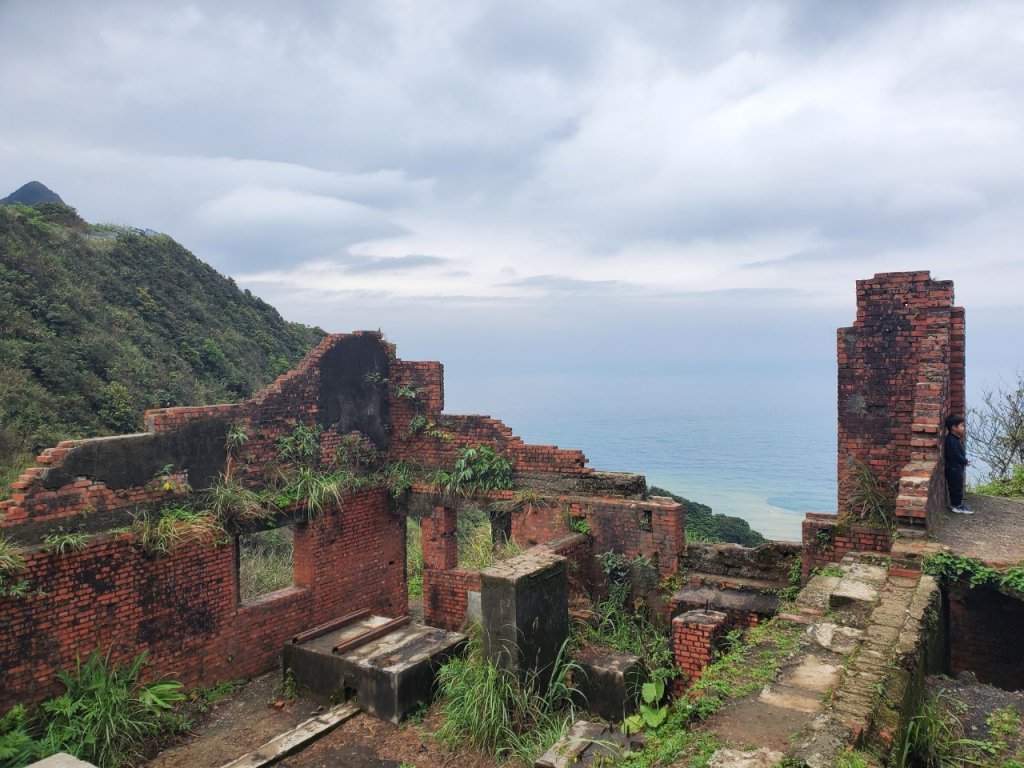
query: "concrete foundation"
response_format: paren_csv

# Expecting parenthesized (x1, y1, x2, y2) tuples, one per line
(481, 551, 568, 687)
(574, 647, 645, 722)
(283, 615, 466, 723)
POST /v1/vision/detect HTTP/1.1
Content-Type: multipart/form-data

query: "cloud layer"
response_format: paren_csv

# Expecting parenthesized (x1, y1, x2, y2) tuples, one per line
(2, 0, 1022, 331)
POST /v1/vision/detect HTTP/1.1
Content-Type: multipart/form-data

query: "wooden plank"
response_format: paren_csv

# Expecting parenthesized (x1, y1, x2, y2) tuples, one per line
(215, 702, 360, 768)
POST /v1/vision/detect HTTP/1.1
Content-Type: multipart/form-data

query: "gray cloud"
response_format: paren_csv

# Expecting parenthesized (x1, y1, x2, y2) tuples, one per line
(344, 254, 448, 274)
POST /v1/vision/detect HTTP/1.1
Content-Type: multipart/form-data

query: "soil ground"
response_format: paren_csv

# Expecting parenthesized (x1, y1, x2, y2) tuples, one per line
(145, 671, 499, 768)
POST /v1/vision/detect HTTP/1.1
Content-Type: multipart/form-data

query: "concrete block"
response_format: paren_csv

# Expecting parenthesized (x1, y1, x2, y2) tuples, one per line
(482, 551, 568, 687)
(574, 647, 645, 721)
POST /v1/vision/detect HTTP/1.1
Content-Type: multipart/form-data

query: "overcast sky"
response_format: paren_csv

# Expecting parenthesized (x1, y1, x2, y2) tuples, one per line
(1, 0, 1021, 397)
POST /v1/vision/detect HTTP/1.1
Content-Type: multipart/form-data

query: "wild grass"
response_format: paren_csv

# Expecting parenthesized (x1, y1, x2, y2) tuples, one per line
(899, 693, 1024, 768)
(204, 475, 271, 524)
(42, 531, 89, 554)
(132, 505, 224, 556)
(840, 457, 897, 529)
(407, 517, 423, 597)
(458, 516, 523, 570)
(40, 649, 186, 768)
(435, 632, 577, 765)
(238, 528, 294, 601)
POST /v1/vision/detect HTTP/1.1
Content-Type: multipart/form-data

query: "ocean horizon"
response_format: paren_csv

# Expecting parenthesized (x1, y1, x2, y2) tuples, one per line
(443, 368, 838, 543)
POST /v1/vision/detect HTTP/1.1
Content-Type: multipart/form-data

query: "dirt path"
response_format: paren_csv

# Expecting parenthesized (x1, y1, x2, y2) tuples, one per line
(146, 672, 499, 768)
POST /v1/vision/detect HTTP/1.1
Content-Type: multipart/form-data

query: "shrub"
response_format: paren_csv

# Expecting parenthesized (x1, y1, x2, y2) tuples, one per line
(839, 458, 896, 528)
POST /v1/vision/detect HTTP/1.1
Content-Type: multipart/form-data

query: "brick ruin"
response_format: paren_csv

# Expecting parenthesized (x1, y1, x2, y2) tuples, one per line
(1, 270, 1021, 738)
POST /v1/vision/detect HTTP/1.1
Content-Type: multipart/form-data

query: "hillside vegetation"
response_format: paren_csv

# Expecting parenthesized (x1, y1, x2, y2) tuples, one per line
(649, 485, 766, 546)
(0, 201, 324, 489)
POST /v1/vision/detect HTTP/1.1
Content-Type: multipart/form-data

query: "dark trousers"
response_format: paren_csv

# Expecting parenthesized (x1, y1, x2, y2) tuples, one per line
(946, 467, 965, 507)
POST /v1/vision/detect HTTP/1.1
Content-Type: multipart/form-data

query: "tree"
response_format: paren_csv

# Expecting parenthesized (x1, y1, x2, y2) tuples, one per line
(969, 374, 1024, 481)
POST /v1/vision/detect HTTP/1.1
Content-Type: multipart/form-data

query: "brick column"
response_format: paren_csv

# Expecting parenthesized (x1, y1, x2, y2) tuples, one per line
(672, 609, 729, 695)
(422, 505, 457, 571)
(652, 501, 685, 574)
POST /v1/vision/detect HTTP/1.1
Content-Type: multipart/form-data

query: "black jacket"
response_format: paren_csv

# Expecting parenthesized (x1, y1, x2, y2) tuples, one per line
(944, 432, 967, 472)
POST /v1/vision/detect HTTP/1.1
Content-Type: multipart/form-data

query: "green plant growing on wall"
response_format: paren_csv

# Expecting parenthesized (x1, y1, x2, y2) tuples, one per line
(43, 531, 89, 554)
(394, 382, 420, 400)
(275, 423, 323, 466)
(0, 534, 30, 597)
(223, 422, 250, 479)
(431, 445, 513, 499)
(132, 505, 225, 556)
(205, 476, 272, 524)
(840, 457, 897, 529)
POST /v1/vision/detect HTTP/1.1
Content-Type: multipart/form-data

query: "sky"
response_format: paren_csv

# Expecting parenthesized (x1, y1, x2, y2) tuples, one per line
(1, 0, 1022, 405)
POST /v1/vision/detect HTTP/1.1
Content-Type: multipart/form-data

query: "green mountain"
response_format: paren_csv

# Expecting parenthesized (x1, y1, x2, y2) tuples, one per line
(649, 485, 767, 546)
(1, 181, 64, 206)
(0, 197, 324, 490)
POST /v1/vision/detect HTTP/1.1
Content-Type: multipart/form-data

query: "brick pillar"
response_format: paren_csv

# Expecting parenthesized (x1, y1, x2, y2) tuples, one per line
(652, 501, 685, 574)
(422, 505, 457, 571)
(949, 306, 966, 419)
(672, 610, 729, 695)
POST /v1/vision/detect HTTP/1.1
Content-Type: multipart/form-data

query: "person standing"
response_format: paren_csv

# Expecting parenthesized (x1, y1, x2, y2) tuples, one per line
(944, 414, 972, 514)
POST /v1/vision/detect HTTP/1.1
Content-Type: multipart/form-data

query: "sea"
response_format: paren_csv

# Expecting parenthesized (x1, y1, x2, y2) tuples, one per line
(442, 369, 838, 543)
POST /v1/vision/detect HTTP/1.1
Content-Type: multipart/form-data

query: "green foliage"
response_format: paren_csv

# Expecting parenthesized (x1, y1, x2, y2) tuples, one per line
(238, 528, 294, 601)
(0, 704, 46, 765)
(378, 460, 415, 499)
(623, 679, 668, 734)
(922, 551, 1004, 589)
(274, 423, 323, 465)
(42, 531, 89, 554)
(649, 486, 766, 546)
(204, 475, 271, 524)
(576, 552, 674, 676)
(131, 504, 225, 556)
(435, 633, 577, 764)
(432, 445, 513, 499)
(0, 202, 323, 487)
(0, 534, 29, 597)
(840, 457, 897, 529)
(973, 464, 1024, 499)
(897, 692, 1009, 768)
(40, 649, 185, 768)
(458, 518, 523, 570)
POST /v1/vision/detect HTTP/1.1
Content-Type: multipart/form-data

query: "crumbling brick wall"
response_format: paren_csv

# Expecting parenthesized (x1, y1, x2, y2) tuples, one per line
(801, 513, 893, 577)
(947, 585, 1024, 691)
(836, 271, 964, 532)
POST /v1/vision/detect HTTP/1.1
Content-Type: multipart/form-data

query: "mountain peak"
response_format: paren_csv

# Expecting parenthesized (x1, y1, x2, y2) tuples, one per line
(1, 181, 65, 206)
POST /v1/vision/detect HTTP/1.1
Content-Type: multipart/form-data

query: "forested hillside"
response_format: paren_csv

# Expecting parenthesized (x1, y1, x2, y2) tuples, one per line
(0, 200, 324, 488)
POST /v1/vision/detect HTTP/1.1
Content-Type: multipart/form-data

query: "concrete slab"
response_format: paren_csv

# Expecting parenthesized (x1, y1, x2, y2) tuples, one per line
(841, 562, 888, 589)
(776, 657, 842, 694)
(534, 720, 637, 768)
(829, 578, 878, 610)
(759, 682, 823, 714)
(795, 575, 842, 611)
(698, 698, 811, 753)
(284, 615, 466, 723)
(810, 622, 864, 655)
(29, 755, 97, 768)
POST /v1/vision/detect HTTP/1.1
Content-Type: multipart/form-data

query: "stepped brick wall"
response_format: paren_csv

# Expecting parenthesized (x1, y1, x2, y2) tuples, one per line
(1, 331, 672, 710)
(800, 513, 893, 578)
(836, 271, 964, 532)
(672, 609, 731, 695)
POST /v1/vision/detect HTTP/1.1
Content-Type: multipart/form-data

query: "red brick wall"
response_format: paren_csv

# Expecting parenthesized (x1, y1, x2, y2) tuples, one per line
(948, 586, 1024, 691)
(801, 513, 892, 579)
(836, 271, 964, 532)
(0, 487, 405, 712)
(672, 610, 729, 695)
(513, 496, 684, 577)
(423, 568, 482, 632)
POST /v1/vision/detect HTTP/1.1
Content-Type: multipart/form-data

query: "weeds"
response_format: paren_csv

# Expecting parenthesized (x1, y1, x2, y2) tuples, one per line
(41, 649, 185, 768)
(435, 632, 577, 764)
(0, 704, 45, 765)
(431, 445, 513, 499)
(205, 475, 270, 524)
(0, 535, 29, 597)
(42, 531, 90, 554)
(132, 505, 224, 556)
(840, 457, 897, 528)
(238, 528, 294, 601)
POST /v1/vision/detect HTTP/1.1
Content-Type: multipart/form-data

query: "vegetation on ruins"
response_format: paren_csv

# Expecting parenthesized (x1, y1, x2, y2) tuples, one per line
(131, 504, 226, 557)
(0, 534, 29, 597)
(618, 617, 805, 767)
(898, 692, 1024, 768)
(0, 649, 186, 768)
(923, 551, 1024, 598)
(969, 374, 1024, 490)
(238, 528, 294, 600)
(839, 457, 897, 529)
(435, 630, 578, 764)
(430, 444, 514, 499)
(41, 531, 89, 554)
(575, 551, 674, 680)
(649, 486, 766, 546)
(0, 201, 323, 496)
